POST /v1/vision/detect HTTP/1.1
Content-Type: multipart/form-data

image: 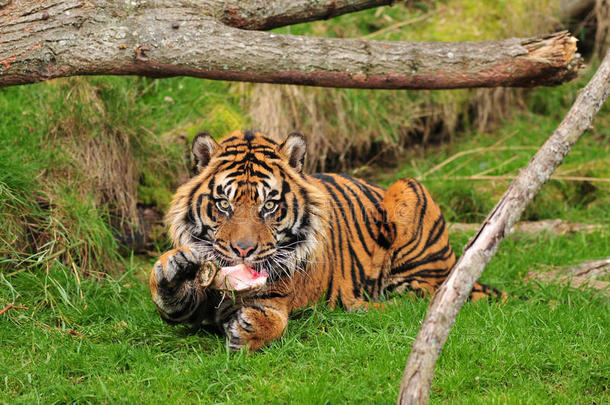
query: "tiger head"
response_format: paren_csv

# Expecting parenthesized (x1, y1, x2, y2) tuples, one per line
(165, 130, 328, 282)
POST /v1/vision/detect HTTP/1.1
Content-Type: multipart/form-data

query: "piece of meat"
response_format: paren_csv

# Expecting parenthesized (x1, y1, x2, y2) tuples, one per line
(212, 263, 268, 292)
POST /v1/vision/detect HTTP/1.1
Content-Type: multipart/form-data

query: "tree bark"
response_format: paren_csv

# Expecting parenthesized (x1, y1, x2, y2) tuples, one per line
(397, 49, 610, 405)
(448, 219, 604, 236)
(525, 258, 610, 295)
(0, 1, 582, 89)
(219, 0, 394, 30)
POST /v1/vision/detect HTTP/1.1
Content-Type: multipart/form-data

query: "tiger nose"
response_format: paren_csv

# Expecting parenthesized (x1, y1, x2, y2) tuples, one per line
(231, 239, 257, 258)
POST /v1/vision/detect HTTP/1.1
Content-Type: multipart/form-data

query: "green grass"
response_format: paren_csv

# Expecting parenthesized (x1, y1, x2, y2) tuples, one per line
(1, 230, 608, 404)
(1, 64, 609, 405)
(1, 1, 609, 403)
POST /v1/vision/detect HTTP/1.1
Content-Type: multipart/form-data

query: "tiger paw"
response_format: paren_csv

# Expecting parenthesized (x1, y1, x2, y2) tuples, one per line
(152, 246, 202, 289)
(222, 306, 287, 351)
(150, 246, 210, 323)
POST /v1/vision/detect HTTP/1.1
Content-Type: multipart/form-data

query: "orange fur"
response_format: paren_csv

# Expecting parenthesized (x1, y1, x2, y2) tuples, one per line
(150, 131, 505, 350)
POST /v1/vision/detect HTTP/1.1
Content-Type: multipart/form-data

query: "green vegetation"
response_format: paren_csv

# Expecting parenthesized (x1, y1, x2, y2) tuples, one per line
(1, 74, 608, 400)
(1, 0, 609, 403)
(1, 230, 608, 403)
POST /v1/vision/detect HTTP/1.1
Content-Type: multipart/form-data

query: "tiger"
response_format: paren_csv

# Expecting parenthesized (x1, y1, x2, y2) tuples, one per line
(149, 130, 504, 351)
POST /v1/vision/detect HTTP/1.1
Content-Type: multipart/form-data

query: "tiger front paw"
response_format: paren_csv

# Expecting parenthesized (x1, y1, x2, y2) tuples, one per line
(149, 246, 215, 324)
(222, 306, 287, 351)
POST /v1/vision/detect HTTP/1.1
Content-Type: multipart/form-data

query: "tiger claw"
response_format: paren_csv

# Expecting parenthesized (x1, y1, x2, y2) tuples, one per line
(155, 247, 201, 287)
(150, 246, 208, 324)
(223, 317, 246, 351)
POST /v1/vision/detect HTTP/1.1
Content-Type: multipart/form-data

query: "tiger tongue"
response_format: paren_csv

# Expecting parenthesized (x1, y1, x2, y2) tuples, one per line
(214, 263, 268, 292)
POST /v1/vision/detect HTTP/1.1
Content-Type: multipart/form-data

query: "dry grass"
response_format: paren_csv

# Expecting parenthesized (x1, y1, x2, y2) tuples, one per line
(45, 78, 140, 233)
(246, 84, 524, 173)
(247, 84, 388, 171)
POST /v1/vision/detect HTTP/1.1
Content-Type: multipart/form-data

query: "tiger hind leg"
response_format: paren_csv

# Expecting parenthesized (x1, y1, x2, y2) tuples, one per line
(381, 178, 505, 301)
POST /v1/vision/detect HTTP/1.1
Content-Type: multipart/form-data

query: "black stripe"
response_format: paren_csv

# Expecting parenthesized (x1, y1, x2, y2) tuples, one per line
(223, 136, 239, 143)
(313, 174, 371, 256)
(337, 173, 392, 249)
(255, 291, 290, 299)
(424, 214, 446, 249)
(185, 181, 205, 225)
(340, 179, 386, 250)
(250, 170, 270, 179)
(392, 180, 427, 264)
(336, 173, 382, 210)
(391, 244, 452, 275)
(324, 250, 335, 303)
(262, 136, 277, 144)
(339, 173, 386, 200)
(321, 183, 347, 280)
(257, 150, 281, 160)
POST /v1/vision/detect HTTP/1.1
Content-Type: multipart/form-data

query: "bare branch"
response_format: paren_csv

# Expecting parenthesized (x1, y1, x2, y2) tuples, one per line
(525, 257, 610, 295)
(428, 175, 610, 182)
(0, 1, 582, 89)
(448, 220, 605, 235)
(219, 0, 394, 30)
(397, 50, 610, 404)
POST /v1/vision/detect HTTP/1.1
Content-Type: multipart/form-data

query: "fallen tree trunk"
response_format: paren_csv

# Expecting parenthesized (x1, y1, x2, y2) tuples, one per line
(0, 1, 582, 89)
(397, 49, 610, 404)
(448, 219, 605, 235)
(525, 257, 610, 295)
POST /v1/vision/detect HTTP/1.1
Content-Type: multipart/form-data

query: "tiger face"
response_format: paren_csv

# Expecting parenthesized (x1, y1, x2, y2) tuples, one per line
(165, 131, 327, 283)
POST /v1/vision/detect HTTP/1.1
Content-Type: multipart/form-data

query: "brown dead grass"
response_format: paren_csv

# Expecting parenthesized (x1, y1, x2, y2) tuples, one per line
(247, 84, 383, 172)
(45, 78, 140, 231)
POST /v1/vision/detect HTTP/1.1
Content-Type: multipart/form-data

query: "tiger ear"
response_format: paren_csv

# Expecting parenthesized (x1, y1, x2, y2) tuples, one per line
(192, 133, 218, 172)
(280, 132, 307, 173)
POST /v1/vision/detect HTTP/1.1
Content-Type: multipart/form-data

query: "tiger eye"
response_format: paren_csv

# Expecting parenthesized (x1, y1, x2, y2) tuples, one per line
(218, 199, 230, 209)
(264, 201, 276, 210)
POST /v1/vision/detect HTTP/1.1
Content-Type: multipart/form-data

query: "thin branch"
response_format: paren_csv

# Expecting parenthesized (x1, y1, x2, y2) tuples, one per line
(0, 303, 28, 316)
(398, 50, 610, 404)
(448, 220, 606, 235)
(525, 257, 610, 295)
(220, 0, 394, 30)
(0, 303, 14, 316)
(427, 175, 610, 182)
(419, 146, 539, 179)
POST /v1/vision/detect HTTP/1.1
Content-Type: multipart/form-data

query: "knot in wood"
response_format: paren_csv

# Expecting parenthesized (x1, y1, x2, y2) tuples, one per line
(135, 45, 151, 62)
